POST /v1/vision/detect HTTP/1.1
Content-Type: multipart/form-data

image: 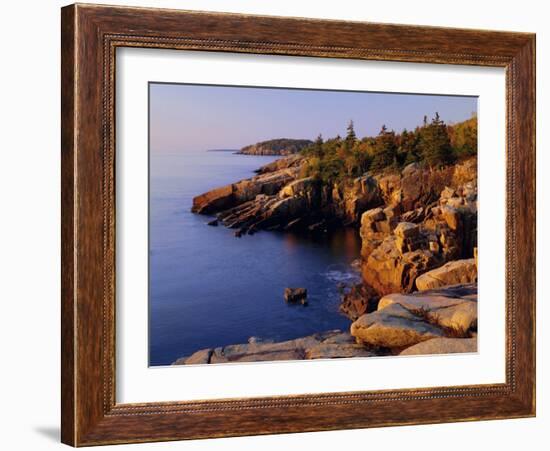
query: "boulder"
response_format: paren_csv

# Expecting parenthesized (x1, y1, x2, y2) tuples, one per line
(435, 301, 477, 332)
(340, 283, 379, 320)
(350, 303, 445, 348)
(284, 287, 308, 304)
(415, 258, 477, 290)
(362, 237, 440, 295)
(400, 337, 477, 356)
(377, 284, 478, 332)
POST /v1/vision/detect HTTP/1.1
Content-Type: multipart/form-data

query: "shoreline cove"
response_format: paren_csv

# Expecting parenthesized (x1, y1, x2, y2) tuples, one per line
(149, 151, 362, 366)
(170, 145, 478, 364)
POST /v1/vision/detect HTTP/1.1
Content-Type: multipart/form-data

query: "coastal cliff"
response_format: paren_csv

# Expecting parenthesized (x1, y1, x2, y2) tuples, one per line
(180, 115, 479, 362)
(191, 153, 385, 234)
(181, 156, 478, 362)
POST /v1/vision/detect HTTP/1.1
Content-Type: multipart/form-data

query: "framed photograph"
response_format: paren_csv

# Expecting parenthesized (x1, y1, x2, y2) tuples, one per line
(61, 3, 535, 446)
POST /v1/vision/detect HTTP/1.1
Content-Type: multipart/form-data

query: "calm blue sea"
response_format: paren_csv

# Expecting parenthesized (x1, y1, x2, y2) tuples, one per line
(149, 151, 361, 366)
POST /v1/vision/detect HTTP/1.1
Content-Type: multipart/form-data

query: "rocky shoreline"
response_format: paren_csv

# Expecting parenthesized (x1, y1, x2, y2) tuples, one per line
(176, 152, 479, 364)
(173, 283, 477, 365)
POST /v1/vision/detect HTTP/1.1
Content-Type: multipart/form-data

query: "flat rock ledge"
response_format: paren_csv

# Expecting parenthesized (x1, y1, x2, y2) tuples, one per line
(400, 337, 477, 356)
(172, 330, 375, 365)
(350, 283, 477, 350)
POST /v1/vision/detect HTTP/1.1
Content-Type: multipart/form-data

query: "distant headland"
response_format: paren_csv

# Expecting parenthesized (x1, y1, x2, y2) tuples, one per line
(236, 138, 313, 156)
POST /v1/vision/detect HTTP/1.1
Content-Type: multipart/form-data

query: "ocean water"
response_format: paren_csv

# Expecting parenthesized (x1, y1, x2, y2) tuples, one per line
(149, 151, 361, 366)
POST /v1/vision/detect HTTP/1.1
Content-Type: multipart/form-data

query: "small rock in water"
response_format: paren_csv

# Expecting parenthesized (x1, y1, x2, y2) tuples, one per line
(284, 287, 308, 305)
(234, 229, 243, 238)
(207, 219, 219, 226)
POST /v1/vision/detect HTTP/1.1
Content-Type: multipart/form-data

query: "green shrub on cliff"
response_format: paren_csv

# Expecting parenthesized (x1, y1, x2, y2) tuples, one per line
(448, 115, 478, 158)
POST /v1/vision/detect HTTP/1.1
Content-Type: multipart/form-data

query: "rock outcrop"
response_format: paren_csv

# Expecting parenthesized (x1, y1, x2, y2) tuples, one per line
(377, 283, 477, 332)
(351, 302, 445, 348)
(193, 157, 477, 242)
(192, 165, 300, 215)
(172, 330, 375, 364)
(415, 258, 477, 290)
(339, 283, 379, 320)
(192, 155, 386, 236)
(350, 284, 477, 350)
(284, 287, 308, 304)
(332, 175, 383, 223)
(362, 224, 443, 295)
(359, 159, 477, 295)
(254, 154, 304, 174)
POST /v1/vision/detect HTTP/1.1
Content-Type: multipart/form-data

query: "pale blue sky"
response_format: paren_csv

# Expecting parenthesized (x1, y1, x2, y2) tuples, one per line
(150, 83, 477, 153)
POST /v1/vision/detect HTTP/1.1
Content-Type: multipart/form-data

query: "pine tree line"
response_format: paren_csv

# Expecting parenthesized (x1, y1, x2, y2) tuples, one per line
(300, 113, 477, 183)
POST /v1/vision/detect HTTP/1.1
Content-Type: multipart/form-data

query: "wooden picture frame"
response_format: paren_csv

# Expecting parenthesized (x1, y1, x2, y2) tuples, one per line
(61, 3, 535, 446)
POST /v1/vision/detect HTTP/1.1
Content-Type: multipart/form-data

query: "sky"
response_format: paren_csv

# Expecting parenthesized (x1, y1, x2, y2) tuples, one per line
(149, 83, 477, 153)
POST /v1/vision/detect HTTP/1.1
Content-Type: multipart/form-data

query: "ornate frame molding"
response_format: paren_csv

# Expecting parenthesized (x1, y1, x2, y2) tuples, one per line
(62, 4, 535, 446)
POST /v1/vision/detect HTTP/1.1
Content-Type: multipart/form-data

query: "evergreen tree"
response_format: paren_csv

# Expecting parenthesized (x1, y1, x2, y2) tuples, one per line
(399, 128, 421, 165)
(370, 125, 397, 171)
(419, 113, 454, 167)
(345, 120, 357, 151)
(313, 133, 324, 158)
